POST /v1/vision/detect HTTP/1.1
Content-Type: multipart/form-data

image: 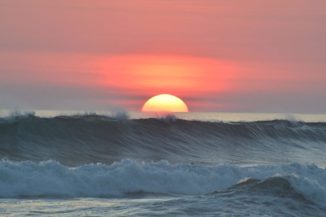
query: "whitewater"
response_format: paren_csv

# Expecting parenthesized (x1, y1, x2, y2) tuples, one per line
(0, 113, 326, 216)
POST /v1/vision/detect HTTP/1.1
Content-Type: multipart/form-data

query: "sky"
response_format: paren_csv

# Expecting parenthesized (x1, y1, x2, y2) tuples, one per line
(1, 0, 326, 113)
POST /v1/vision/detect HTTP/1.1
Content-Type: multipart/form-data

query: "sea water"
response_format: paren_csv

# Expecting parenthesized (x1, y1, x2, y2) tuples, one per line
(0, 111, 325, 216)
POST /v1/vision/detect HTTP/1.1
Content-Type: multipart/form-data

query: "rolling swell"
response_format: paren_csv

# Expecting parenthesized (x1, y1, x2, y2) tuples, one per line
(0, 114, 326, 165)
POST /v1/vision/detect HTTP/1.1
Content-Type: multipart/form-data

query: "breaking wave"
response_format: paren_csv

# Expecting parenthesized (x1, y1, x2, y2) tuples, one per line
(0, 113, 326, 165)
(0, 160, 325, 206)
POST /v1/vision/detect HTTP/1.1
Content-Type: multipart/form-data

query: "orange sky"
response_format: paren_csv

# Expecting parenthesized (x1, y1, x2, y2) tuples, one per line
(1, 0, 326, 113)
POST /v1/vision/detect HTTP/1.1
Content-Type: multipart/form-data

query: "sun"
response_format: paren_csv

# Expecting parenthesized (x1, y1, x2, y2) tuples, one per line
(142, 94, 189, 113)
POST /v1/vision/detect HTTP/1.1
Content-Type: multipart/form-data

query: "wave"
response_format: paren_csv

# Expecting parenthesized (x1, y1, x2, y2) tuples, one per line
(0, 160, 325, 205)
(224, 177, 310, 203)
(0, 114, 326, 165)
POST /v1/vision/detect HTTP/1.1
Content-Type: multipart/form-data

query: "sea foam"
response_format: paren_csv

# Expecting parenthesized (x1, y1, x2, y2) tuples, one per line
(0, 160, 325, 206)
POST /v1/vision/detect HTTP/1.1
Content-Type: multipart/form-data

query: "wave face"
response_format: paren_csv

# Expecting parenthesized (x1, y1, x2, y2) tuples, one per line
(0, 160, 325, 205)
(0, 114, 326, 165)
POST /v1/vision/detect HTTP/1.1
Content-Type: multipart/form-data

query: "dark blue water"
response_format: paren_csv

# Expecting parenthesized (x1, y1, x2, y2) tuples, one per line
(0, 113, 325, 216)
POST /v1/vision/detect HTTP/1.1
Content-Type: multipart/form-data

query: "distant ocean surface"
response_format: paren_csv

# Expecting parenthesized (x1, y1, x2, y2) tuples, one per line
(0, 111, 326, 216)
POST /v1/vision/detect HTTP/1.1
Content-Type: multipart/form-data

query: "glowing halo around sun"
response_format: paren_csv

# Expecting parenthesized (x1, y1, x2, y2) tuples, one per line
(142, 94, 189, 113)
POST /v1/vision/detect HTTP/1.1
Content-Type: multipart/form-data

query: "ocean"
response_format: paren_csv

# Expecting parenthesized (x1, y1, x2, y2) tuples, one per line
(0, 111, 326, 216)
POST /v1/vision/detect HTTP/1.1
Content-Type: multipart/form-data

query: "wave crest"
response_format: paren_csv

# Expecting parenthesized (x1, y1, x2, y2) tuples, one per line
(0, 115, 326, 165)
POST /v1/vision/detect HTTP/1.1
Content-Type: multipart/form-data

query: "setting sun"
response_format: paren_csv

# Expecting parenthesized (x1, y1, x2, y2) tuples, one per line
(142, 94, 189, 113)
